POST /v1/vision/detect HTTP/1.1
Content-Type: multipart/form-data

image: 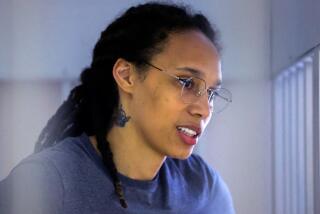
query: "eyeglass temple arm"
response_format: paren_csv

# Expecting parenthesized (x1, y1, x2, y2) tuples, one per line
(213, 90, 232, 103)
(144, 61, 181, 80)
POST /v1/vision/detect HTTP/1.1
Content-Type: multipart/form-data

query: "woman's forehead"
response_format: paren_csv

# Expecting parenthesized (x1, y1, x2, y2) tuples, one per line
(153, 31, 220, 67)
(151, 31, 221, 86)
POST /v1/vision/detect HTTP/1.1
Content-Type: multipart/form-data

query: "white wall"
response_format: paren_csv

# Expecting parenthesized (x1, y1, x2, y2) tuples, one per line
(0, 0, 13, 79)
(0, 80, 62, 178)
(0, 1, 272, 214)
(271, 0, 320, 74)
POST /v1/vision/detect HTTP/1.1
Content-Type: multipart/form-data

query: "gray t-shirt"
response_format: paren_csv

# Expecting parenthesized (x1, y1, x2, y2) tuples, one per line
(0, 133, 235, 214)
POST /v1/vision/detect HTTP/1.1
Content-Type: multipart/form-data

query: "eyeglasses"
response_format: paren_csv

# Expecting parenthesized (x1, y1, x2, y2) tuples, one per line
(144, 62, 232, 113)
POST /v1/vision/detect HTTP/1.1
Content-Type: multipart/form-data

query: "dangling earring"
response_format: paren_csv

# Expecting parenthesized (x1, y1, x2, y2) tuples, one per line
(114, 104, 131, 127)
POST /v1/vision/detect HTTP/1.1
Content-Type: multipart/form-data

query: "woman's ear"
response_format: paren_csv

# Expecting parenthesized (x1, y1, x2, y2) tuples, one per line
(112, 58, 137, 94)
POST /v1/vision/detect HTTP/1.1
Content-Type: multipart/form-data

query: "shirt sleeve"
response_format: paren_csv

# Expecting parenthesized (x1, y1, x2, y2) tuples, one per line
(210, 170, 236, 214)
(0, 159, 64, 214)
(190, 154, 236, 214)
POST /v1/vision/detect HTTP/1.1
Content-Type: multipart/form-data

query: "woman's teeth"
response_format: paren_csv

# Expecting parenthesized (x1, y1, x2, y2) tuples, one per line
(177, 127, 197, 137)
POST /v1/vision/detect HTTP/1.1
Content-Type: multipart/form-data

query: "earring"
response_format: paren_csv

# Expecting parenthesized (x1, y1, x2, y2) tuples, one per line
(115, 104, 131, 127)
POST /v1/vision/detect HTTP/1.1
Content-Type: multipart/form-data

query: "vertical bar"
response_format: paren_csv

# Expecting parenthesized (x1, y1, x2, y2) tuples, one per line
(313, 49, 320, 214)
(290, 68, 298, 214)
(273, 76, 285, 214)
(305, 58, 314, 214)
(271, 77, 276, 214)
(284, 72, 290, 214)
(297, 64, 306, 214)
(288, 72, 293, 214)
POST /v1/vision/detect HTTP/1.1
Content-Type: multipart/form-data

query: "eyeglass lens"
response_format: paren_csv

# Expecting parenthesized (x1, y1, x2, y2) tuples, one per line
(180, 77, 231, 113)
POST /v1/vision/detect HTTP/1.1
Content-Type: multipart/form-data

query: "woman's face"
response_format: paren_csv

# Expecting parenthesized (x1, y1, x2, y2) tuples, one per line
(130, 30, 222, 160)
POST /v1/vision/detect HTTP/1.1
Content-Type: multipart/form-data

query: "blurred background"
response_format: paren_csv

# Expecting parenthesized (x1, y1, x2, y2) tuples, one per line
(0, 0, 319, 214)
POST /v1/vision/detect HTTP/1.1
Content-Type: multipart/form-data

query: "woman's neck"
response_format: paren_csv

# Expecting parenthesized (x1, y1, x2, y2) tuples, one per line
(89, 126, 166, 181)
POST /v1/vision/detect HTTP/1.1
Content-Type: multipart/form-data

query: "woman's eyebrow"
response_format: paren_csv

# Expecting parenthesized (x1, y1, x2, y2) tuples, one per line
(176, 66, 222, 88)
(175, 67, 203, 78)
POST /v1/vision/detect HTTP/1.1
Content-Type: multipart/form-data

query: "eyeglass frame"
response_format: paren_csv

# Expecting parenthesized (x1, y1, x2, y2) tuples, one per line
(142, 61, 232, 112)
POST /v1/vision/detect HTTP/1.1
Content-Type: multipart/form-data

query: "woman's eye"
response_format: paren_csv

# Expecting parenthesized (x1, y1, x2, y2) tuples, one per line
(178, 77, 193, 89)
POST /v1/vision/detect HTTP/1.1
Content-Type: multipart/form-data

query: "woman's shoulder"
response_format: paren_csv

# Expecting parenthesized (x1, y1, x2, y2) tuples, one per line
(0, 134, 103, 213)
(3, 133, 98, 187)
(0, 148, 66, 213)
(165, 154, 235, 213)
(21, 133, 97, 170)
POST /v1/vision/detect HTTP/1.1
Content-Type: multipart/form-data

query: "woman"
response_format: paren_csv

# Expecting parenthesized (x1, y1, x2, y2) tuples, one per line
(0, 2, 234, 213)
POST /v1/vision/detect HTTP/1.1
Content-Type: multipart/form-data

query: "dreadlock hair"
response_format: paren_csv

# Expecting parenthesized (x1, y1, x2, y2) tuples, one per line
(34, 1, 221, 209)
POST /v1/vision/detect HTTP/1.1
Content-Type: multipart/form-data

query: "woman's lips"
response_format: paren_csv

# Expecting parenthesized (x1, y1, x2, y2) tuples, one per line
(177, 130, 197, 145)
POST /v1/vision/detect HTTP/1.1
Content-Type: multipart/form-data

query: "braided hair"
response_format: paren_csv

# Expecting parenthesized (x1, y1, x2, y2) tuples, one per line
(34, 2, 221, 209)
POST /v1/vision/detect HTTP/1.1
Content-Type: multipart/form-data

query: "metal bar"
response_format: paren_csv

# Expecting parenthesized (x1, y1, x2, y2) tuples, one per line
(290, 69, 298, 214)
(305, 58, 314, 214)
(273, 77, 285, 214)
(284, 72, 290, 214)
(313, 47, 320, 214)
(271, 78, 276, 214)
(297, 65, 306, 214)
